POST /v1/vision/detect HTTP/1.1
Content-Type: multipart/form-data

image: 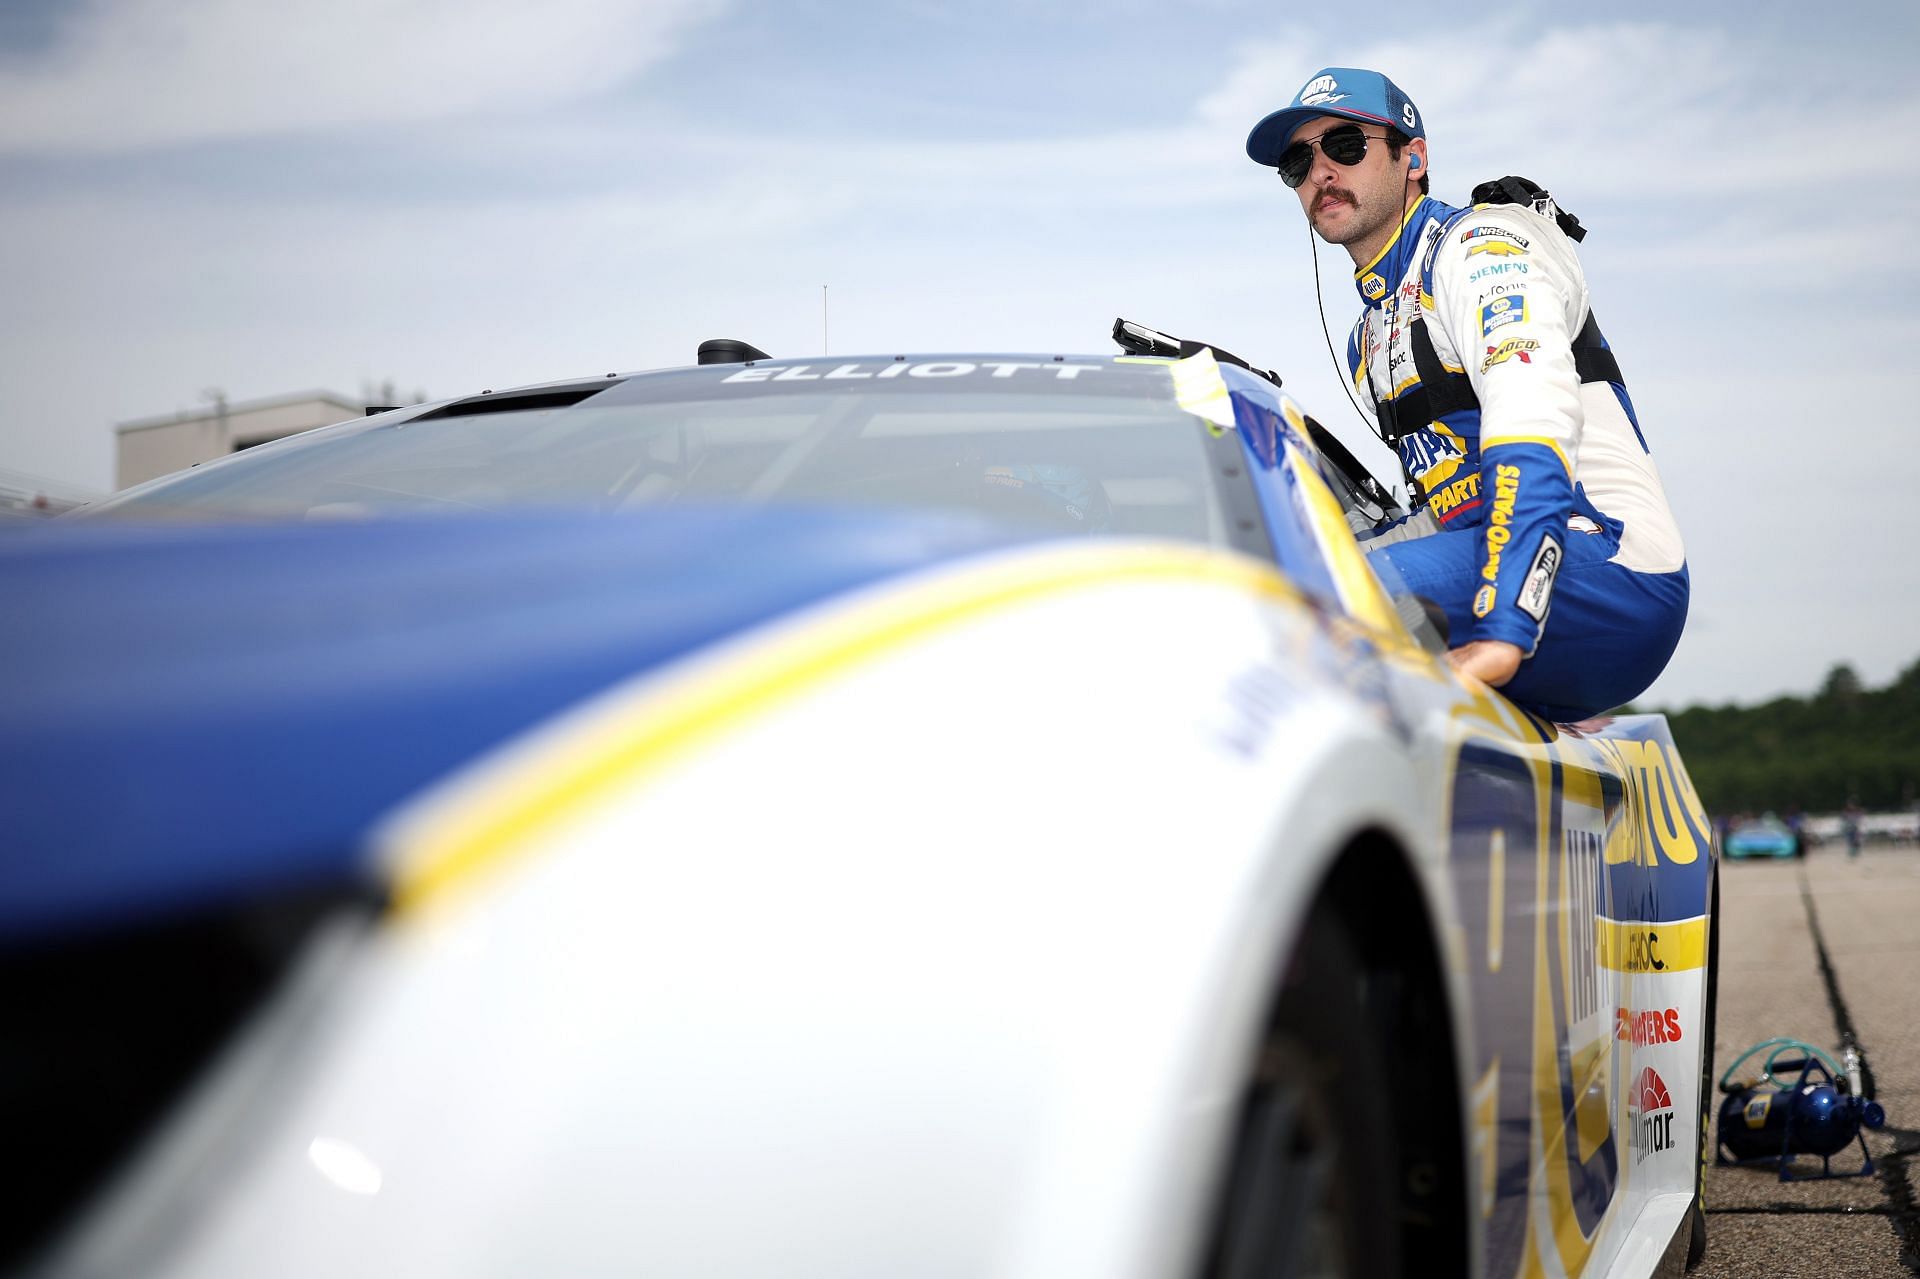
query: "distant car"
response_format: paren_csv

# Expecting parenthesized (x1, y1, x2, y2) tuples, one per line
(1723, 815, 1799, 859)
(8, 348, 1719, 1278)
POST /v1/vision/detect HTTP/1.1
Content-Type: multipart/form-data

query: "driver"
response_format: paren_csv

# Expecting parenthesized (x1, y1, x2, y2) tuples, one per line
(1246, 67, 1689, 721)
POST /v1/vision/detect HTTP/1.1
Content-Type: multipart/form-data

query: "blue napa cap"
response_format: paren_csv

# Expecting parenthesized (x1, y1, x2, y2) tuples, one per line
(1246, 67, 1425, 166)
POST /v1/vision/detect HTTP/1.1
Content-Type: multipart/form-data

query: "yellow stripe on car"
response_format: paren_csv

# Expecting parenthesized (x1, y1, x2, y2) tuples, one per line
(1594, 916, 1709, 973)
(387, 542, 1297, 915)
(1283, 444, 1412, 644)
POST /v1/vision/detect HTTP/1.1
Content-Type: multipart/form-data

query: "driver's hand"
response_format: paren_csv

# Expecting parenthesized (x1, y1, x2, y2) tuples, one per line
(1448, 639, 1524, 689)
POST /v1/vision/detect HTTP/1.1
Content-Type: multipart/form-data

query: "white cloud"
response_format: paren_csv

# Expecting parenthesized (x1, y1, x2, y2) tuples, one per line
(0, 0, 725, 152)
(1192, 22, 1920, 203)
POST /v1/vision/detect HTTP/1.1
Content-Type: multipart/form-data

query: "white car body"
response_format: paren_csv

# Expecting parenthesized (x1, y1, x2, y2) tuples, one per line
(15, 354, 1716, 1278)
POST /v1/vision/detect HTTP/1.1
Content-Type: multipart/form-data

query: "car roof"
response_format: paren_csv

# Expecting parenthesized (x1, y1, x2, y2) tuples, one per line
(405, 352, 1169, 414)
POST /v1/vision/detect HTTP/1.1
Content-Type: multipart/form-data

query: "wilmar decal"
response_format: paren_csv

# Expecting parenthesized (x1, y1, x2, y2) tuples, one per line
(1631, 1067, 1678, 1162)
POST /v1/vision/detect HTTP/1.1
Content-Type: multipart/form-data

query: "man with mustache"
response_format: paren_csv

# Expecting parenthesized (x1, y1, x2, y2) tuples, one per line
(1247, 68, 1689, 721)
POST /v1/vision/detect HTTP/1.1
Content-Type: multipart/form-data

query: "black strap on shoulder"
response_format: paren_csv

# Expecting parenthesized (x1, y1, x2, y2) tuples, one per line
(1371, 319, 1478, 445)
(1368, 311, 1623, 448)
(1469, 174, 1587, 242)
(1571, 313, 1621, 383)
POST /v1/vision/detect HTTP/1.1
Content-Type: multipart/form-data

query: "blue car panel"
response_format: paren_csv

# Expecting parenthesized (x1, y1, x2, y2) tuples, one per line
(0, 507, 1030, 941)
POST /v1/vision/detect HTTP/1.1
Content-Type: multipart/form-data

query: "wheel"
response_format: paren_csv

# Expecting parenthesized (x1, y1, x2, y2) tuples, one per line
(1203, 909, 1401, 1279)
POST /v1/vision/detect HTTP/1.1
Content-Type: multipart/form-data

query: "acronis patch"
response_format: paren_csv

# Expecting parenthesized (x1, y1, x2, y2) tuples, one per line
(1480, 294, 1527, 336)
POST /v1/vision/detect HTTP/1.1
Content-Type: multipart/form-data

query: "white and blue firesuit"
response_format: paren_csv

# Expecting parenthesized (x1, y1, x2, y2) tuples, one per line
(1349, 194, 1688, 721)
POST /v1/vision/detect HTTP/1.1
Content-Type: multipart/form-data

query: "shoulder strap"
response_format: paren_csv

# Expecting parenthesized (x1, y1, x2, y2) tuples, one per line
(1372, 312, 1622, 450)
(1468, 174, 1587, 242)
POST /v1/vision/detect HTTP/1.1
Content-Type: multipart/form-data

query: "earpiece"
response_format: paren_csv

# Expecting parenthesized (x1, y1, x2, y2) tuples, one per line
(1409, 154, 1422, 171)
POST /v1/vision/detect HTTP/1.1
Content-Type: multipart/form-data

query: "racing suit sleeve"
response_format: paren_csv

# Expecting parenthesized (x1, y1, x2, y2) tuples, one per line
(1431, 216, 1584, 654)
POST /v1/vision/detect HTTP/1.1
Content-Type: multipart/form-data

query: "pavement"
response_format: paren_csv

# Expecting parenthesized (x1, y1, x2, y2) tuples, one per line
(1692, 840, 1920, 1278)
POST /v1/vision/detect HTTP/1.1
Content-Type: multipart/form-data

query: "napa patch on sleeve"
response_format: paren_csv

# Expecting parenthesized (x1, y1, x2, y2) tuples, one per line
(1479, 293, 1527, 336)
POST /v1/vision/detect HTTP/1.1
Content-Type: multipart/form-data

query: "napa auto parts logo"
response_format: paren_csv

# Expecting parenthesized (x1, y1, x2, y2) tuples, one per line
(1299, 75, 1346, 107)
(1630, 1067, 1677, 1163)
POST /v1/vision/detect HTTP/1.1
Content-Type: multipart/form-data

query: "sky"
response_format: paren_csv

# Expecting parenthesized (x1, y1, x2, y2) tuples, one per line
(2, 0, 1917, 710)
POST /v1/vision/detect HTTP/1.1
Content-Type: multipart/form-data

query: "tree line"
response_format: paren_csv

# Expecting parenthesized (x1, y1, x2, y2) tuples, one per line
(1646, 660, 1920, 816)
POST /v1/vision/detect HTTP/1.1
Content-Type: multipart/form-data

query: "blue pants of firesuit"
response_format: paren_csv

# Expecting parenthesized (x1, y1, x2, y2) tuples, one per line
(1374, 526, 1690, 722)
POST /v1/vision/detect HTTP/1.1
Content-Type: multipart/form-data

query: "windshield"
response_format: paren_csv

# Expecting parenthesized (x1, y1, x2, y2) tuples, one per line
(101, 359, 1258, 547)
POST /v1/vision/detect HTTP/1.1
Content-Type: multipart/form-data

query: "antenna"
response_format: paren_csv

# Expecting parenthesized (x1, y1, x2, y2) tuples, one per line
(822, 285, 829, 355)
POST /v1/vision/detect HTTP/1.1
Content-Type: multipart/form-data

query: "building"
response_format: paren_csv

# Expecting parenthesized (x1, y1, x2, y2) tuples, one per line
(114, 391, 366, 490)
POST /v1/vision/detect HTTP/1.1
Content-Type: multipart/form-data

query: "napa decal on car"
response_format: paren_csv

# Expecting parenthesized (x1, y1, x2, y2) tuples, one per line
(1440, 706, 1713, 1279)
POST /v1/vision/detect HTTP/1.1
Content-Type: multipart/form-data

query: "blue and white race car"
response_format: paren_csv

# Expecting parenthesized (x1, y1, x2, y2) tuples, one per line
(3, 346, 1719, 1278)
(1722, 816, 1799, 860)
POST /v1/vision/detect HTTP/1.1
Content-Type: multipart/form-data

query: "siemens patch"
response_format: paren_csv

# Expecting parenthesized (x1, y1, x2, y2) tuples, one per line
(1480, 295, 1527, 336)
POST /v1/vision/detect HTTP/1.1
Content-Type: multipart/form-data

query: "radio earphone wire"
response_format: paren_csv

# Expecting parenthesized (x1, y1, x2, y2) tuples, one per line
(1310, 221, 1376, 434)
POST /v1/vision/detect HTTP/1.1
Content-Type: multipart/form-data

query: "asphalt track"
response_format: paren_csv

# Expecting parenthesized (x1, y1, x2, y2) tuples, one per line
(1692, 839, 1920, 1278)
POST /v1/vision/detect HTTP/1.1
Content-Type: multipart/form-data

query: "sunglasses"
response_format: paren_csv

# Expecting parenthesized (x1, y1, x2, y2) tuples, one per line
(1276, 124, 1385, 188)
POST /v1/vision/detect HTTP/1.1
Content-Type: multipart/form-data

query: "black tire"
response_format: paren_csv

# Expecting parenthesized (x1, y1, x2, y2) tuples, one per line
(1203, 909, 1402, 1279)
(1685, 863, 1721, 1270)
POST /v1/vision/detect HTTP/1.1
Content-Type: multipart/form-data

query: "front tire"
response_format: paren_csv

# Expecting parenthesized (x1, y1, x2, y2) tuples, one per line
(1203, 909, 1401, 1279)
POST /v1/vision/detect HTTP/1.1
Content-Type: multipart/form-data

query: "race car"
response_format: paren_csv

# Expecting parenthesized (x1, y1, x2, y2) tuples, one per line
(1722, 815, 1799, 860)
(2, 345, 1718, 1278)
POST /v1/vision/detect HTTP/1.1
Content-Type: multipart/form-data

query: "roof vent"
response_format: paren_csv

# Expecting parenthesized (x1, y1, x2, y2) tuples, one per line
(408, 381, 620, 421)
(698, 339, 771, 365)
